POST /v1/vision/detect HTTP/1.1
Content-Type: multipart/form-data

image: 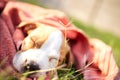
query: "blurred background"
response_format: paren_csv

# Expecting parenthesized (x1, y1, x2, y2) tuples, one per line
(19, 0, 120, 37)
(19, 0, 120, 67)
(41, 0, 120, 37)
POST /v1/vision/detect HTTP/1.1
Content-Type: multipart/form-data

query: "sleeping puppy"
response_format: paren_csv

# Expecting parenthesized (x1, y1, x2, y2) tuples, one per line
(13, 22, 73, 79)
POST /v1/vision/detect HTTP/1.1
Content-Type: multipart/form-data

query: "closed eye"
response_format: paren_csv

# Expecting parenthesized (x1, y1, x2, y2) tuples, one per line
(49, 56, 57, 62)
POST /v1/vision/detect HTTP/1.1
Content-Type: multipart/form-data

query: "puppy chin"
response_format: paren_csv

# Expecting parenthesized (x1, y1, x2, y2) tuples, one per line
(27, 72, 45, 79)
(24, 71, 54, 80)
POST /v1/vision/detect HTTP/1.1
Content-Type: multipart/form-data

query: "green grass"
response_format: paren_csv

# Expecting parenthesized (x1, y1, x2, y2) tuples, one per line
(18, 0, 41, 6)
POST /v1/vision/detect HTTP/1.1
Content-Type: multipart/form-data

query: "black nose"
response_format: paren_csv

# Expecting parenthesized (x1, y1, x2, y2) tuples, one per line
(22, 62, 40, 72)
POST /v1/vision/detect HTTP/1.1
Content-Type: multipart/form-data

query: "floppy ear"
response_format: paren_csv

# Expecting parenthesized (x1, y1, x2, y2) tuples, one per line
(17, 22, 37, 35)
(40, 30, 63, 52)
(14, 22, 38, 51)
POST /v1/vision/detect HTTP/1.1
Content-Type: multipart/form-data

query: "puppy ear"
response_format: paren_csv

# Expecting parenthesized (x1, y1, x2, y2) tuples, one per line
(40, 30, 63, 52)
(17, 22, 37, 34)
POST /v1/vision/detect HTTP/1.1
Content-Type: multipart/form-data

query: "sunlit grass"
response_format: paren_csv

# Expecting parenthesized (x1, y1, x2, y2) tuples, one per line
(18, 0, 41, 6)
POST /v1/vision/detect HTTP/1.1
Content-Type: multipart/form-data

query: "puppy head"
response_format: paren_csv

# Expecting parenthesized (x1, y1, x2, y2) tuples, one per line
(13, 29, 69, 79)
(17, 22, 60, 51)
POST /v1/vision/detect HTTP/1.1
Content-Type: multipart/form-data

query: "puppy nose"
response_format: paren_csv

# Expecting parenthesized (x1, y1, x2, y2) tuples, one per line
(23, 62, 40, 72)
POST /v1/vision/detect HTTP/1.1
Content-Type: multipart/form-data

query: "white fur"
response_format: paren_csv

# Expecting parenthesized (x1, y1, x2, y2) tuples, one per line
(13, 30, 63, 75)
